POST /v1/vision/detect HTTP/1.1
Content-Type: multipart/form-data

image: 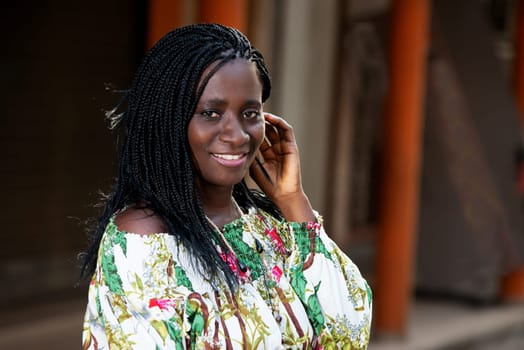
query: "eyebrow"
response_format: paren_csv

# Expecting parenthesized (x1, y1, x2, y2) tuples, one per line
(198, 98, 262, 108)
(198, 98, 227, 108)
(244, 100, 262, 108)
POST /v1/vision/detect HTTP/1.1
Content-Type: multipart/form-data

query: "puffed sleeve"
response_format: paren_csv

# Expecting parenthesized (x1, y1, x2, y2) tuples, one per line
(82, 220, 216, 350)
(285, 218, 372, 349)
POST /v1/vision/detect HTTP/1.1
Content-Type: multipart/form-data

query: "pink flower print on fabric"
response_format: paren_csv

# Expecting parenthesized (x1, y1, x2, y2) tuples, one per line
(265, 227, 286, 255)
(148, 298, 177, 311)
(219, 252, 250, 282)
(306, 221, 321, 232)
(271, 265, 282, 283)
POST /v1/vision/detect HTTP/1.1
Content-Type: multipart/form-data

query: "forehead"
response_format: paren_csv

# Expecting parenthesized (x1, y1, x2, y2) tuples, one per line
(198, 59, 262, 98)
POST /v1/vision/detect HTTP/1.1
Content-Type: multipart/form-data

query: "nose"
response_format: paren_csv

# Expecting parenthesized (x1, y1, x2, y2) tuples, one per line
(219, 113, 249, 145)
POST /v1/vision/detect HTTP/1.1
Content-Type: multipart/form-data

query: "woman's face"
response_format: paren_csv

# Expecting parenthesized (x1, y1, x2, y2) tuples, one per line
(188, 59, 265, 193)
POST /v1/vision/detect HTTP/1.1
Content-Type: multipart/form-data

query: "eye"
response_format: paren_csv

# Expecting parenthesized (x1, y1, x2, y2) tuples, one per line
(201, 110, 221, 119)
(243, 110, 261, 120)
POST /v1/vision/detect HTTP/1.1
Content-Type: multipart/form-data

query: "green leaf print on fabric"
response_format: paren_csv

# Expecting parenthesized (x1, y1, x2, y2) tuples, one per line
(290, 266, 325, 336)
(101, 224, 127, 296)
(291, 226, 311, 263)
(312, 235, 331, 261)
(366, 282, 373, 307)
(164, 319, 184, 350)
(95, 291, 105, 327)
(190, 313, 205, 344)
(321, 313, 369, 349)
(174, 265, 193, 290)
(185, 298, 205, 350)
(289, 222, 332, 263)
(282, 319, 311, 348)
(289, 265, 307, 303)
(151, 319, 183, 349)
(112, 229, 128, 255)
(245, 304, 272, 349)
(133, 272, 144, 290)
(107, 218, 128, 253)
(306, 291, 325, 336)
(106, 319, 134, 350)
(222, 220, 263, 280)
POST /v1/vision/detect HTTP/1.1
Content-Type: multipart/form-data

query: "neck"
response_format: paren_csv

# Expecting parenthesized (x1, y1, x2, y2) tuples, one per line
(199, 186, 241, 228)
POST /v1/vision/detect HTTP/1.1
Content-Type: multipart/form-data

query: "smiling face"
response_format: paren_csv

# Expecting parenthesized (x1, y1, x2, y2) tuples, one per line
(188, 59, 265, 195)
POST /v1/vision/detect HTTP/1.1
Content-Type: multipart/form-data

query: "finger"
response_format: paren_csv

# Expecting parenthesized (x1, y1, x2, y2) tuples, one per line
(264, 113, 293, 135)
(264, 114, 297, 156)
(264, 120, 281, 147)
(264, 113, 296, 146)
(261, 125, 283, 158)
(258, 138, 276, 160)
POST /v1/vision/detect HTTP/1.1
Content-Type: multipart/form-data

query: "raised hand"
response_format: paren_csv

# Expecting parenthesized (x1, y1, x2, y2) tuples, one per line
(250, 113, 315, 222)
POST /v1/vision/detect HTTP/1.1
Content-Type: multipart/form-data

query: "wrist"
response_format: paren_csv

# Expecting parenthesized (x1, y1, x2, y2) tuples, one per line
(274, 192, 315, 223)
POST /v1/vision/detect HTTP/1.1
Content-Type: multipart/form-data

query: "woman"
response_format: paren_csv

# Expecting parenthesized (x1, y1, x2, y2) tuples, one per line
(82, 23, 372, 349)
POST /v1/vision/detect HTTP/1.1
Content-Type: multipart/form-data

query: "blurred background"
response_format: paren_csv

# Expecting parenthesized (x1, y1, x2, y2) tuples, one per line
(2, 0, 524, 349)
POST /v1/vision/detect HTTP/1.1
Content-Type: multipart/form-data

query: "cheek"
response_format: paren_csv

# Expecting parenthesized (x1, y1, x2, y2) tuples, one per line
(186, 122, 205, 170)
(187, 121, 206, 151)
(187, 120, 197, 147)
(250, 123, 265, 148)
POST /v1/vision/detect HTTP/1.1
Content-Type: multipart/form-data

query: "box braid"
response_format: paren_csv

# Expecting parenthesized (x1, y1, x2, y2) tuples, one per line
(82, 24, 279, 292)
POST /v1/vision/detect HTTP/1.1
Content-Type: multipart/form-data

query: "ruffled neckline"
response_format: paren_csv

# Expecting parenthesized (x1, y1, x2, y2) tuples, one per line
(108, 206, 259, 237)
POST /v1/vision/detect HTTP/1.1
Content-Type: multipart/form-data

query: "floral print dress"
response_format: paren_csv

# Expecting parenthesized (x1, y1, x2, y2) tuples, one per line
(82, 208, 372, 349)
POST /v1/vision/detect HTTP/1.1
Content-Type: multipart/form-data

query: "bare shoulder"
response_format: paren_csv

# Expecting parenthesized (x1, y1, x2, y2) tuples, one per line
(114, 205, 167, 235)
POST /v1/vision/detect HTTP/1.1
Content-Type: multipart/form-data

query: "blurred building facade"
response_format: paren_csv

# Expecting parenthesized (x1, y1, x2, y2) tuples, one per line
(2, 0, 524, 339)
(0, 0, 146, 309)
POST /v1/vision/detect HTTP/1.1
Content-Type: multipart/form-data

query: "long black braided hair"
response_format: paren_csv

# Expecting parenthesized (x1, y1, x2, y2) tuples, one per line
(81, 24, 281, 291)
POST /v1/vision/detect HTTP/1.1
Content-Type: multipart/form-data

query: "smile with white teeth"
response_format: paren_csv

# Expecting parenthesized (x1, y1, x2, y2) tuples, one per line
(213, 153, 245, 160)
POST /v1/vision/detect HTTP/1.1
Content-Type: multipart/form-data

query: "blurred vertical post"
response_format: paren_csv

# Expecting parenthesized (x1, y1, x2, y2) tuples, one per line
(374, 0, 429, 335)
(147, 0, 184, 49)
(502, 0, 524, 302)
(515, 0, 524, 118)
(199, 0, 247, 33)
